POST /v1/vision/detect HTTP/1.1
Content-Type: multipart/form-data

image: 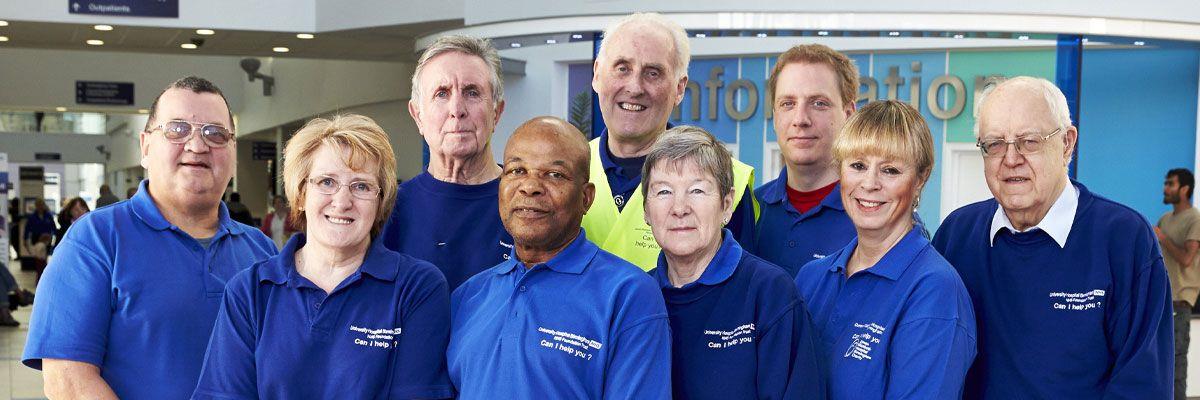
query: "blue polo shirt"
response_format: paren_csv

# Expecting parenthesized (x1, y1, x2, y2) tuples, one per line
(23, 180, 277, 400)
(448, 229, 672, 399)
(24, 210, 56, 242)
(380, 171, 512, 291)
(193, 233, 453, 399)
(597, 130, 757, 245)
(796, 228, 976, 399)
(932, 181, 1173, 399)
(752, 170, 855, 277)
(651, 230, 824, 400)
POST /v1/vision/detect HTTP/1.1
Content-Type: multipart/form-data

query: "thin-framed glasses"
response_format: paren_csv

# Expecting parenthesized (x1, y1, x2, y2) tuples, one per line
(306, 176, 380, 200)
(149, 120, 234, 147)
(976, 127, 1063, 158)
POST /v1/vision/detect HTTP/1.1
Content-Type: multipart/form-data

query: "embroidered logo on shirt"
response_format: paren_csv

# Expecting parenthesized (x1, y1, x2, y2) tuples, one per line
(536, 326, 602, 361)
(1049, 289, 1105, 311)
(500, 241, 512, 260)
(844, 322, 886, 361)
(704, 323, 755, 349)
(349, 325, 401, 349)
(812, 253, 827, 259)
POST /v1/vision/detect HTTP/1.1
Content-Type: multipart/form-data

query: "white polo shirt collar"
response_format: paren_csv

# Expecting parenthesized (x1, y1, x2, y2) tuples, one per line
(989, 182, 1079, 248)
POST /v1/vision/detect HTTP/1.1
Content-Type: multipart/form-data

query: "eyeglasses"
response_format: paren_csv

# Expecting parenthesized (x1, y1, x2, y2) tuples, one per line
(306, 176, 380, 200)
(976, 127, 1062, 158)
(149, 120, 234, 147)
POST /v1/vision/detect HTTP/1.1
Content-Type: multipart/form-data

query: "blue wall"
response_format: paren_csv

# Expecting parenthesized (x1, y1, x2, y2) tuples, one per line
(1079, 48, 1200, 222)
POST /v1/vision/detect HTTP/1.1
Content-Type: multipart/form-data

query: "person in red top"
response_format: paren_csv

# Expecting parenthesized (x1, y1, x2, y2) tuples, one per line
(260, 195, 297, 249)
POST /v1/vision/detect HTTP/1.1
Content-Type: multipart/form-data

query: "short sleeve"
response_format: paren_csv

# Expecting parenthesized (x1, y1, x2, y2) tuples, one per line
(22, 234, 114, 370)
(388, 264, 455, 399)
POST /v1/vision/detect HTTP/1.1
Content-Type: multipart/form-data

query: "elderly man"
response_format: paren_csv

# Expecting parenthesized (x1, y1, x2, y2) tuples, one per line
(381, 34, 513, 291)
(22, 77, 277, 399)
(751, 44, 859, 277)
(448, 116, 671, 399)
(583, 12, 758, 270)
(933, 76, 1171, 398)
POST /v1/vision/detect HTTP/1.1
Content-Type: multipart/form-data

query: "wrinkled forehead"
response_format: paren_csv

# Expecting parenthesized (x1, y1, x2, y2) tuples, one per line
(154, 89, 232, 127)
(420, 52, 493, 89)
(601, 24, 677, 66)
(978, 88, 1057, 136)
(507, 130, 586, 165)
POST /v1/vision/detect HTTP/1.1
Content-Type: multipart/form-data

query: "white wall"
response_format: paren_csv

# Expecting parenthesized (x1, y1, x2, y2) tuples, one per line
(0, 0, 314, 32)
(491, 42, 590, 160)
(330, 100, 424, 181)
(314, 0, 462, 31)
(0, 132, 109, 163)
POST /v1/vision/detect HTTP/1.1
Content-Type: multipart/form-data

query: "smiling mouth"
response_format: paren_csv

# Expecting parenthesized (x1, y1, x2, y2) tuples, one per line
(179, 161, 210, 169)
(855, 198, 886, 211)
(618, 102, 646, 112)
(326, 215, 354, 225)
(1003, 177, 1031, 183)
(512, 207, 549, 217)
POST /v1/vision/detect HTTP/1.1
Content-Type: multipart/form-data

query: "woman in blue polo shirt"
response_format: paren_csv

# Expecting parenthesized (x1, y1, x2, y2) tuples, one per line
(193, 115, 453, 399)
(642, 125, 824, 399)
(794, 100, 976, 399)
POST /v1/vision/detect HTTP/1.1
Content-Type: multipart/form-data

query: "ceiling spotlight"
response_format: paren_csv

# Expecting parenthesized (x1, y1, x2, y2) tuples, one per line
(696, 33, 707, 38)
(953, 34, 965, 39)
(571, 34, 583, 39)
(272, 46, 290, 53)
(510, 42, 521, 48)
(888, 31, 900, 36)
(296, 33, 315, 40)
(0, 21, 8, 27)
(86, 39, 104, 46)
(756, 32, 767, 38)
(55, 107, 67, 112)
(546, 39, 557, 44)
(196, 29, 215, 35)
(817, 31, 829, 36)
(1018, 35, 1029, 40)
(180, 43, 197, 49)
(94, 24, 114, 31)
(0, 36, 8, 42)
(1134, 41, 1146, 46)
(138, 109, 149, 114)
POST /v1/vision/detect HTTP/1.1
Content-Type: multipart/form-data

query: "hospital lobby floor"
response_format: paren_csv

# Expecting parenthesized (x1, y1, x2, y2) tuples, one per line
(3, 260, 1200, 399)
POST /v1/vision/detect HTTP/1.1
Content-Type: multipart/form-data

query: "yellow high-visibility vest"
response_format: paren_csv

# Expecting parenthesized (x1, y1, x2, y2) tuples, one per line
(581, 138, 758, 271)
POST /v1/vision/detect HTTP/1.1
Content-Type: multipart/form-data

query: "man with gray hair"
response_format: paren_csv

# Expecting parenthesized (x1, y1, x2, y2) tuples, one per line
(582, 12, 758, 271)
(933, 76, 1171, 398)
(381, 34, 514, 291)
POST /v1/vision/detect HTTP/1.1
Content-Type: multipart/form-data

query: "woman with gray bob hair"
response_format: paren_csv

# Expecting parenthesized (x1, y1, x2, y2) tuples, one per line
(641, 125, 824, 399)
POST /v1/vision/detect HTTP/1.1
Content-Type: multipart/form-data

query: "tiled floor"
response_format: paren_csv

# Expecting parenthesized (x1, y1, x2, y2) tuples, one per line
(4, 259, 1200, 399)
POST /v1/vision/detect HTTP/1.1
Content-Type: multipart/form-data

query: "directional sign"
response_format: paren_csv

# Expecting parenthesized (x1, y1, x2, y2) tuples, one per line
(76, 81, 134, 106)
(69, 0, 178, 18)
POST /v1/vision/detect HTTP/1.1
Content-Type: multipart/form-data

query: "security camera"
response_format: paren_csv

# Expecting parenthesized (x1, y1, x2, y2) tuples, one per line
(239, 58, 275, 96)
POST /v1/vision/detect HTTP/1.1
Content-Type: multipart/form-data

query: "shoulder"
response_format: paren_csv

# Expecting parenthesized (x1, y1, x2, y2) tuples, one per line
(394, 251, 450, 291)
(739, 253, 796, 292)
(590, 249, 659, 291)
(902, 247, 973, 317)
(233, 222, 277, 253)
(942, 198, 997, 226)
(1084, 191, 1151, 230)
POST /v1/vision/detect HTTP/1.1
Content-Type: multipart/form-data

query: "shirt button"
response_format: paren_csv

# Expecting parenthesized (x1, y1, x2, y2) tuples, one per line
(313, 302, 321, 309)
(519, 285, 527, 292)
(788, 240, 796, 248)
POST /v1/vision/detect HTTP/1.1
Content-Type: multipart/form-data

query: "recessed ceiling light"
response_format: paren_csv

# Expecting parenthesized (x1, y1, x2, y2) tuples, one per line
(756, 32, 767, 38)
(55, 107, 67, 112)
(1018, 35, 1029, 40)
(138, 109, 149, 114)
(817, 31, 829, 36)
(1134, 41, 1146, 46)
(94, 24, 113, 31)
(0, 21, 8, 27)
(86, 39, 104, 46)
(888, 31, 900, 36)
(571, 34, 583, 39)
(953, 34, 964, 39)
(0, 36, 8, 42)
(510, 43, 521, 48)
(695, 33, 707, 38)
(180, 43, 197, 49)
(296, 33, 315, 40)
(545, 39, 557, 44)
(196, 29, 215, 35)
(272, 46, 290, 53)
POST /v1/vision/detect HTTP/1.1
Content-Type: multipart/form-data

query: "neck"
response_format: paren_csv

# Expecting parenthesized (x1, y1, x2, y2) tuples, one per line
(148, 188, 221, 239)
(515, 229, 579, 266)
(295, 239, 368, 278)
(427, 151, 502, 184)
(1174, 200, 1193, 214)
(1006, 179, 1068, 231)
(785, 162, 839, 192)
(847, 222, 911, 277)
(607, 131, 659, 158)
(664, 237, 722, 287)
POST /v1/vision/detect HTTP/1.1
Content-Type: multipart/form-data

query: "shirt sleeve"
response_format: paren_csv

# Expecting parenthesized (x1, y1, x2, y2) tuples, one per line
(1102, 255, 1173, 400)
(192, 271, 259, 400)
(603, 314, 672, 400)
(1186, 214, 1200, 243)
(21, 234, 113, 370)
(728, 182, 759, 248)
(884, 317, 976, 400)
(768, 297, 826, 400)
(388, 264, 455, 400)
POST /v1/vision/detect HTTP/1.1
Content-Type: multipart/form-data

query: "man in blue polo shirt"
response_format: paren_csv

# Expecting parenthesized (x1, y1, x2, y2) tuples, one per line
(381, 34, 513, 291)
(23, 76, 277, 399)
(933, 76, 1172, 398)
(449, 116, 671, 399)
(752, 44, 858, 277)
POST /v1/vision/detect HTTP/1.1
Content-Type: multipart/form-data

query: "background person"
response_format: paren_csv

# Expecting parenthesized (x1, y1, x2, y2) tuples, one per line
(380, 34, 513, 291)
(643, 125, 823, 399)
(224, 192, 254, 226)
(796, 100, 976, 399)
(1157, 167, 1200, 400)
(55, 197, 90, 246)
(96, 184, 120, 208)
(933, 76, 1172, 399)
(259, 194, 296, 250)
(193, 115, 452, 399)
(23, 199, 55, 252)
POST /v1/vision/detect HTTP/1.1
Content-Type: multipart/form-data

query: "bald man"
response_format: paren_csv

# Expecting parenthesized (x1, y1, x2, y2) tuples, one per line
(447, 117, 671, 399)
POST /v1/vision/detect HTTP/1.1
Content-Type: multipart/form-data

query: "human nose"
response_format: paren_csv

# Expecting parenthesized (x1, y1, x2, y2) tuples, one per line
(860, 170, 882, 191)
(669, 195, 691, 218)
(448, 93, 468, 119)
(516, 176, 544, 197)
(1001, 141, 1025, 167)
(182, 127, 211, 153)
(794, 108, 813, 128)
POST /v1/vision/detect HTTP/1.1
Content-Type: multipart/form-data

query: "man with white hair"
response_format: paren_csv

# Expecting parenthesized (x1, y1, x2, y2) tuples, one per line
(933, 76, 1172, 398)
(381, 34, 513, 291)
(582, 12, 759, 271)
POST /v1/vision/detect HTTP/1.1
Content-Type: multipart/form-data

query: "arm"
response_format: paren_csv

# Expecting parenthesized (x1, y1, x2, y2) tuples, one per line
(767, 299, 826, 400)
(42, 359, 118, 400)
(1102, 257, 1173, 400)
(884, 317, 977, 400)
(388, 266, 454, 399)
(1155, 227, 1199, 269)
(192, 272, 259, 399)
(602, 315, 672, 400)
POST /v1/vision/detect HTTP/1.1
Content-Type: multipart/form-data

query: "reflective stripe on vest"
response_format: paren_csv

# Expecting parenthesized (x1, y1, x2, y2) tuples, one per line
(581, 138, 758, 271)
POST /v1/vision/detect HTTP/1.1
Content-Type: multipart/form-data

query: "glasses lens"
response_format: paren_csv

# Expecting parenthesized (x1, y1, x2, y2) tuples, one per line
(313, 177, 339, 194)
(981, 140, 1005, 157)
(163, 121, 193, 141)
(1018, 137, 1042, 154)
(200, 124, 231, 146)
(349, 181, 378, 199)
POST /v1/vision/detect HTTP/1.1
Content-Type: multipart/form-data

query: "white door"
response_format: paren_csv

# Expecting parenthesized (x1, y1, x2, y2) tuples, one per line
(940, 142, 993, 221)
